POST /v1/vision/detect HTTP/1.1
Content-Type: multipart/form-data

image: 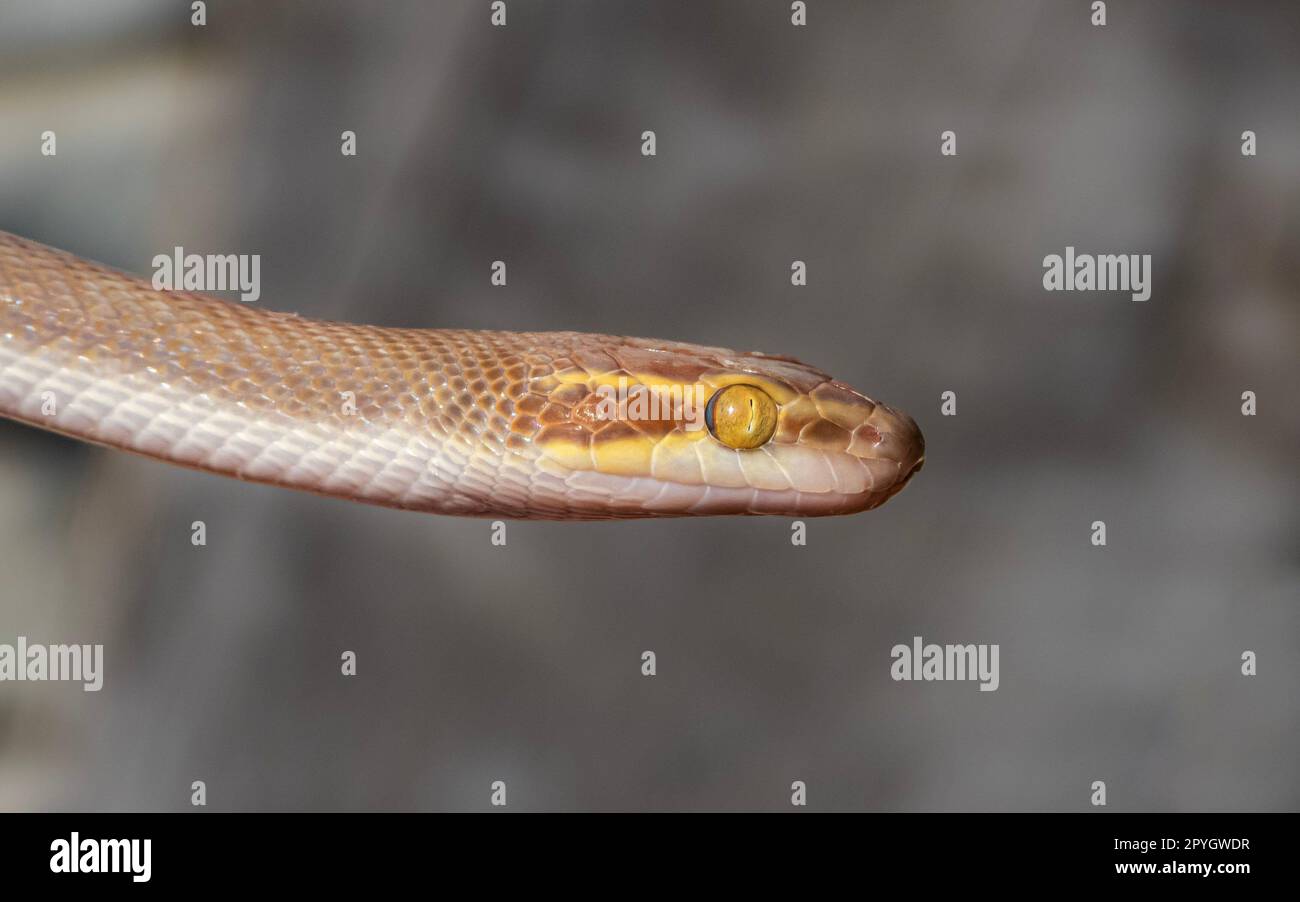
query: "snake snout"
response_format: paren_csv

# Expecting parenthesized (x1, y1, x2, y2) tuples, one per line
(826, 396, 924, 510)
(873, 403, 925, 490)
(892, 444, 925, 501)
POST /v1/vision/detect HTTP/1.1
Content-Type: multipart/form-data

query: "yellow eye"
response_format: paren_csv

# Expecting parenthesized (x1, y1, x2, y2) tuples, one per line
(705, 384, 778, 449)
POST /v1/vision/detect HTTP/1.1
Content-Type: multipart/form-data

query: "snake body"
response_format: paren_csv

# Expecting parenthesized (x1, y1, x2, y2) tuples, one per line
(0, 231, 923, 519)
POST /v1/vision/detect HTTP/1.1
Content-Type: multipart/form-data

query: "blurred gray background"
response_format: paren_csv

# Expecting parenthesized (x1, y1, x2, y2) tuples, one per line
(0, 0, 1296, 811)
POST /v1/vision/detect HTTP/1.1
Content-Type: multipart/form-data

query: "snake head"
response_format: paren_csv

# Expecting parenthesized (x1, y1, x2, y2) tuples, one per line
(524, 334, 925, 518)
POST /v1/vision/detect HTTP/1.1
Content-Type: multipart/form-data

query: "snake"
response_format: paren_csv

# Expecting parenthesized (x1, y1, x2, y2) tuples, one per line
(0, 231, 924, 519)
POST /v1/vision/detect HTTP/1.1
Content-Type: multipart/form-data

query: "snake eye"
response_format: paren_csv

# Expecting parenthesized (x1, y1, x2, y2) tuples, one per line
(705, 384, 778, 449)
